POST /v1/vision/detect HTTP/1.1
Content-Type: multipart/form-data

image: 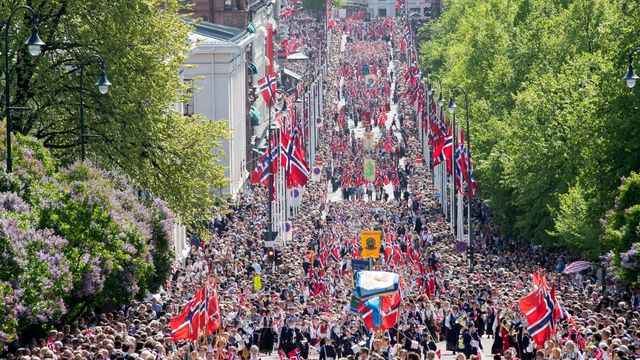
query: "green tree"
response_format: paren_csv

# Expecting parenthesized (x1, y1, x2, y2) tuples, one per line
(419, 0, 640, 261)
(603, 173, 640, 287)
(0, 0, 227, 223)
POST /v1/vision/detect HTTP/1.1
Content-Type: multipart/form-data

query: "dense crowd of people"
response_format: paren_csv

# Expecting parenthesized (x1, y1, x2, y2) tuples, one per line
(6, 9, 640, 360)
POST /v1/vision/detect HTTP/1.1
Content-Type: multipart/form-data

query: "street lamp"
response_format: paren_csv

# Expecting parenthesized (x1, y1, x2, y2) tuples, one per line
(3, 5, 46, 173)
(67, 55, 111, 161)
(430, 74, 445, 108)
(623, 47, 640, 89)
(447, 95, 457, 113)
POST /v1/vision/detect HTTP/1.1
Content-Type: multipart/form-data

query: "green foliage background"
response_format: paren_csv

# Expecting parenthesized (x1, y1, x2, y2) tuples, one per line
(419, 0, 640, 261)
(0, 0, 228, 223)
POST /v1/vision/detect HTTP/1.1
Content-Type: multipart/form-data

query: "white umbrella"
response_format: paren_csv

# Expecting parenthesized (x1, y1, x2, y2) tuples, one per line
(562, 260, 592, 274)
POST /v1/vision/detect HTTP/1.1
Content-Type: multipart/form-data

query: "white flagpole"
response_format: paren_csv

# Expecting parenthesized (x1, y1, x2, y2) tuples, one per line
(442, 163, 447, 218)
(457, 191, 463, 240)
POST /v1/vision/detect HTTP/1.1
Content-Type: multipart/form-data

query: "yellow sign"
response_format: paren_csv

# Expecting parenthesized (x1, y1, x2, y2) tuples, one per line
(254, 275, 262, 291)
(360, 230, 382, 259)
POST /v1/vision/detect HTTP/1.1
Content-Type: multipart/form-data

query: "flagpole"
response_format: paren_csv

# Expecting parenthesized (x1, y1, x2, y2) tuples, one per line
(451, 85, 473, 268)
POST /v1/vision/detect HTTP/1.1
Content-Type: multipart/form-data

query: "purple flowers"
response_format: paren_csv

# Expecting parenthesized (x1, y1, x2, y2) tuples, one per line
(0, 146, 178, 341)
(0, 192, 30, 215)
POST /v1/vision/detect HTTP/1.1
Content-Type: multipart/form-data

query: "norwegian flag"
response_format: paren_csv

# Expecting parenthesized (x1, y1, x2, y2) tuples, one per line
(593, 346, 605, 360)
(318, 251, 328, 268)
(429, 104, 448, 148)
(432, 126, 453, 170)
(351, 241, 361, 260)
(278, 349, 287, 360)
(465, 147, 478, 197)
(518, 285, 555, 349)
(403, 63, 419, 83)
(550, 282, 576, 327)
(401, 26, 411, 50)
(384, 247, 394, 266)
(454, 128, 466, 196)
(47, 339, 57, 352)
(329, 246, 340, 262)
(358, 289, 402, 330)
(410, 82, 423, 106)
(280, 131, 310, 187)
(258, 72, 278, 107)
(206, 279, 222, 333)
(250, 144, 279, 185)
(170, 285, 206, 340)
(288, 348, 302, 360)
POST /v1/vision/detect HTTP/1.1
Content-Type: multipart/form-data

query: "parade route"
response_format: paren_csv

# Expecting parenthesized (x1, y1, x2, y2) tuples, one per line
(12, 6, 633, 360)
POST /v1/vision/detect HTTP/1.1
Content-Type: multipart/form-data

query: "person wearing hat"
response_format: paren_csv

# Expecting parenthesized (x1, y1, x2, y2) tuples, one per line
(445, 305, 464, 354)
(258, 310, 274, 355)
(420, 333, 437, 359)
(279, 316, 299, 356)
(320, 337, 338, 360)
(462, 322, 483, 359)
(517, 323, 535, 360)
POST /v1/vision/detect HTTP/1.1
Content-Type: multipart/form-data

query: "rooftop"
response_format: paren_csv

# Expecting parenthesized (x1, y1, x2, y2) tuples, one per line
(193, 21, 248, 43)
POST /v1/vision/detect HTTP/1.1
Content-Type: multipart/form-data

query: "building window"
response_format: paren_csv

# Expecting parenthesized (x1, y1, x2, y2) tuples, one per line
(378, 8, 386, 16)
(183, 79, 194, 117)
(224, 0, 233, 9)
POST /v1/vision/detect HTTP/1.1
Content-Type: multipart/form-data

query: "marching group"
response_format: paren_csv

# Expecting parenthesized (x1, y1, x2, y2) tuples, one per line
(6, 10, 640, 360)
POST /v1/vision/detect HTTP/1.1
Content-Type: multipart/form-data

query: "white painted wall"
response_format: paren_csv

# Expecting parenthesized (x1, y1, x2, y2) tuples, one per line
(180, 35, 253, 198)
(366, 0, 426, 17)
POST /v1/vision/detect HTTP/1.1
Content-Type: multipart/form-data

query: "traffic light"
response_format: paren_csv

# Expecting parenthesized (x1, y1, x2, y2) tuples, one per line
(267, 248, 275, 263)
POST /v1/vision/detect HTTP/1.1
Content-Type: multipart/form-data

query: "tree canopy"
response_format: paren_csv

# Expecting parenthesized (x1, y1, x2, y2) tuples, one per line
(419, 0, 640, 261)
(1, 0, 228, 223)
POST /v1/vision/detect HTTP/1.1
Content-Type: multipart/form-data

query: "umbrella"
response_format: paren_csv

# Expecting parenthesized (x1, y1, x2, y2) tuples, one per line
(562, 261, 592, 274)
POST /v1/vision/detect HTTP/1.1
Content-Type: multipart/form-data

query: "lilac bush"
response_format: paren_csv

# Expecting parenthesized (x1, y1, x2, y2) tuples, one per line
(602, 172, 640, 287)
(33, 161, 175, 313)
(0, 281, 23, 349)
(0, 128, 177, 339)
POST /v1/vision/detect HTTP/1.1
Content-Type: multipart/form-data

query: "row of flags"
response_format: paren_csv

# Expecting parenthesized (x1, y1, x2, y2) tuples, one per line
(252, 73, 311, 191)
(398, 11, 478, 198)
(402, 59, 478, 197)
(170, 278, 221, 341)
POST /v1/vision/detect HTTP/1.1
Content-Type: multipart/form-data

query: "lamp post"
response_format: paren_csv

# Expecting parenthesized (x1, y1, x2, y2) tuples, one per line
(430, 74, 445, 108)
(68, 55, 111, 161)
(623, 47, 640, 88)
(3, 5, 46, 172)
(447, 86, 473, 270)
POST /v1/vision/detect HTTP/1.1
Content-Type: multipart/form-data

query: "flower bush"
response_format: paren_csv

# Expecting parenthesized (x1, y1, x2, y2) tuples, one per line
(33, 161, 175, 315)
(0, 130, 177, 345)
(0, 281, 23, 350)
(602, 172, 640, 287)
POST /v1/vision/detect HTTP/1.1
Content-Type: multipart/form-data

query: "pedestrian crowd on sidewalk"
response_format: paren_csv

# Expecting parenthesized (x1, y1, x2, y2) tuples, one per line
(6, 11, 640, 360)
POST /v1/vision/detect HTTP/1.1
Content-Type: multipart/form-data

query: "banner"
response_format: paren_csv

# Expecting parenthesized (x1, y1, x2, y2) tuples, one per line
(352, 259, 371, 272)
(363, 158, 376, 182)
(363, 132, 375, 150)
(364, 74, 377, 89)
(360, 230, 382, 259)
(283, 221, 292, 243)
(254, 275, 262, 291)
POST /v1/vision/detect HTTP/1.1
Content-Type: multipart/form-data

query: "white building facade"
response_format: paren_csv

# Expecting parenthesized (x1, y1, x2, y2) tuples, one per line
(178, 22, 254, 198)
(366, 0, 428, 17)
